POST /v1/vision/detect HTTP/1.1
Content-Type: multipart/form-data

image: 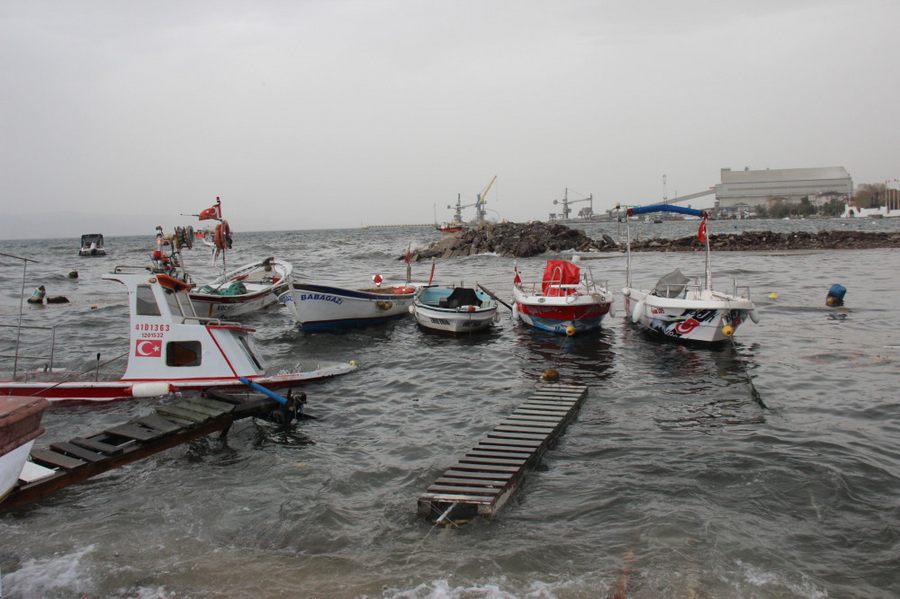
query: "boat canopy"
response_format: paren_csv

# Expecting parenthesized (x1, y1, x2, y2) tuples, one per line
(542, 260, 580, 296)
(627, 204, 707, 218)
(80, 233, 104, 246)
(444, 287, 481, 308)
(652, 268, 691, 298)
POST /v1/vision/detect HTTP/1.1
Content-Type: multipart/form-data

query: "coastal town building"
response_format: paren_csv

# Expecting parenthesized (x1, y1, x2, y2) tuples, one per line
(714, 166, 853, 212)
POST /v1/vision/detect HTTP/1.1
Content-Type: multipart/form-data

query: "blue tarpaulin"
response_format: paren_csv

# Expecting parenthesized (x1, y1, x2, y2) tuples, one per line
(627, 204, 707, 217)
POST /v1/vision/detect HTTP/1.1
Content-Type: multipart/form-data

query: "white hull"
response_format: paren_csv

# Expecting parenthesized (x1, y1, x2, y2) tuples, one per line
(285, 283, 415, 331)
(1, 440, 35, 500)
(412, 304, 497, 333)
(623, 288, 757, 343)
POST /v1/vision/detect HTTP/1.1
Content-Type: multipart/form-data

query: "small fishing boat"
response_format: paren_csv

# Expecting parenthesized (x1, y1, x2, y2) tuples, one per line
(411, 286, 498, 334)
(281, 278, 417, 331)
(622, 204, 759, 343)
(190, 257, 293, 318)
(0, 396, 49, 500)
(78, 233, 106, 257)
(512, 259, 614, 335)
(0, 267, 356, 404)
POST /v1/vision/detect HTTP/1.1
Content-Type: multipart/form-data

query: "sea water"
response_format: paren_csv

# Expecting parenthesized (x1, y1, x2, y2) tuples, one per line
(0, 218, 899, 598)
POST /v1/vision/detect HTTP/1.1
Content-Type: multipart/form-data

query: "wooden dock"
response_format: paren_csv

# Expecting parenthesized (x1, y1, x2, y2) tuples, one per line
(417, 382, 588, 522)
(1, 391, 282, 511)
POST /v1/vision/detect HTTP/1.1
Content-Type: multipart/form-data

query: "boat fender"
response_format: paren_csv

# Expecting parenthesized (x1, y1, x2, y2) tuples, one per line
(748, 308, 760, 324)
(131, 382, 174, 398)
(465, 305, 476, 312)
(408, 305, 415, 315)
(376, 300, 393, 310)
(512, 303, 519, 321)
(565, 324, 576, 336)
(721, 324, 734, 337)
(631, 300, 644, 323)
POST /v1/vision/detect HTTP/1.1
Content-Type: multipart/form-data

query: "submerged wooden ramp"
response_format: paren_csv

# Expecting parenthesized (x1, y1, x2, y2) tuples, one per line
(418, 382, 588, 522)
(2, 392, 280, 511)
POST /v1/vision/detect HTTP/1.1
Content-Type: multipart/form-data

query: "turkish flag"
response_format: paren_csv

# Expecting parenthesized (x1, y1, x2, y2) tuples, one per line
(514, 266, 521, 286)
(135, 339, 162, 357)
(697, 218, 707, 244)
(198, 203, 221, 221)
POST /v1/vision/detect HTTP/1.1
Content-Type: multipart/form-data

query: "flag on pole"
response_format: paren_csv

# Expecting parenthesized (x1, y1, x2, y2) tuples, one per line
(513, 263, 521, 286)
(697, 217, 707, 244)
(198, 198, 222, 221)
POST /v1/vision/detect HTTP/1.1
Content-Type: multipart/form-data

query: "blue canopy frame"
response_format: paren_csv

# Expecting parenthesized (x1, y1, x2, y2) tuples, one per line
(627, 204, 707, 218)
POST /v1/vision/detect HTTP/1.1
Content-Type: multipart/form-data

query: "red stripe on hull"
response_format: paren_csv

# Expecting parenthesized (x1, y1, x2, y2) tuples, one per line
(517, 302, 609, 321)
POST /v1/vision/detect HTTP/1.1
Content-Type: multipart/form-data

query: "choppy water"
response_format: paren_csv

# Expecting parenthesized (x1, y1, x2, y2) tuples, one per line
(1, 219, 899, 598)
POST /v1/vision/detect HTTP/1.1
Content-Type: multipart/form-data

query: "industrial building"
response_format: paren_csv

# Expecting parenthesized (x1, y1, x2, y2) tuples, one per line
(714, 166, 853, 212)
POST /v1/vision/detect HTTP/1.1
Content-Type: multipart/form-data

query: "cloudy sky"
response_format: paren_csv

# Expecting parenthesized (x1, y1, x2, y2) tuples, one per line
(1, 0, 898, 238)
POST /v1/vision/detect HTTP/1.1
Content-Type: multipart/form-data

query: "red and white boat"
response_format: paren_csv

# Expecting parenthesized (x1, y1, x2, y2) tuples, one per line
(0, 267, 356, 404)
(1, 396, 48, 500)
(512, 259, 614, 335)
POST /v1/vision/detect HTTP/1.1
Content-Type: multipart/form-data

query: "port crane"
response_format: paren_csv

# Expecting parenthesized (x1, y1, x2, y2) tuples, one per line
(552, 188, 593, 220)
(445, 175, 498, 224)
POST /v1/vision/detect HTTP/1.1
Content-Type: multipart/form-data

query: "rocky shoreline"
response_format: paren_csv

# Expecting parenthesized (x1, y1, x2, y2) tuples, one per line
(409, 222, 900, 259)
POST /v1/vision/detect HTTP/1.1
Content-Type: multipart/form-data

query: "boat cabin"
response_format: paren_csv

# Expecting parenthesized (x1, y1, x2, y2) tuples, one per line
(79, 234, 106, 256)
(103, 268, 268, 383)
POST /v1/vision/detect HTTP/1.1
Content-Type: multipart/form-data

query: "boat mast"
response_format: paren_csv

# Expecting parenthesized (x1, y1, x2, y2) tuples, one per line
(625, 212, 631, 288)
(704, 216, 711, 290)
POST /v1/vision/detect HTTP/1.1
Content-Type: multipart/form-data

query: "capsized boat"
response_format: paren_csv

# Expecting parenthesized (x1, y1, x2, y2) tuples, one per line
(411, 286, 498, 334)
(78, 233, 106, 257)
(190, 257, 293, 318)
(1, 396, 49, 500)
(512, 259, 614, 335)
(622, 204, 759, 343)
(0, 267, 356, 403)
(280, 277, 417, 332)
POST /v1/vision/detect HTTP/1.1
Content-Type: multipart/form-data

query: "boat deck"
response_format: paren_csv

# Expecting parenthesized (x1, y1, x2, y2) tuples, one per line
(417, 382, 588, 523)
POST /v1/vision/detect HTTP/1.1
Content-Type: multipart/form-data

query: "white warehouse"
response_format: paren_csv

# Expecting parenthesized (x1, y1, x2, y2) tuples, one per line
(714, 166, 853, 210)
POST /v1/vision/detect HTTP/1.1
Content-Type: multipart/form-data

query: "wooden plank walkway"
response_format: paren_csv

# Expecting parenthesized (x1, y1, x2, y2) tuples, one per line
(1, 391, 280, 511)
(417, 382, 588, 522)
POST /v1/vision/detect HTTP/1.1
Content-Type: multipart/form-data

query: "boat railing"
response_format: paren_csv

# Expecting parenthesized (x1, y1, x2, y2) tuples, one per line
(112, 264, 152, 274)
(0, 322, 57, 380)
(180, 315, 243, 328)
(732, 281, 752, 300)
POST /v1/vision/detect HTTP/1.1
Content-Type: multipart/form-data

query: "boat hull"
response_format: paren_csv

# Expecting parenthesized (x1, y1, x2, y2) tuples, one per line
(1, 441, 35, 500)
(623, 290, 753, 344)
(287, 283, 415, 331)
(412, 287, 497, 334)
(0, 362, 357, 405)
(1, 396, 47, 500)
(190, 259, 293, 318)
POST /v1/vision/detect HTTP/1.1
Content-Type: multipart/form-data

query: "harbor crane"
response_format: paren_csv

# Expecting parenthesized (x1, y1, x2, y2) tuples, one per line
(446, 175, 498, 224)
(552, 188, 593, 220)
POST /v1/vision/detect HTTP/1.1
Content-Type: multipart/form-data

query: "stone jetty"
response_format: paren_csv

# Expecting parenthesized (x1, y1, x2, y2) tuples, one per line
(407, 223, 900, 259)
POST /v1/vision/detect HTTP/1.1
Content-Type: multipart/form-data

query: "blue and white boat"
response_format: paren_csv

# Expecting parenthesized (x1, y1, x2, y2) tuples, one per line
(411, 286, 498, 334)
(281, 282, 417, 331)
(622, 204, 759, 343)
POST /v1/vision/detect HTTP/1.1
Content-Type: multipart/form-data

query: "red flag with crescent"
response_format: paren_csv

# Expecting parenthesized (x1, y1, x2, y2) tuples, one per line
(514, 264, 521, 286)
(697, 217, 708, 244)
(135, 339, 162, 357)
(198, 202, 221, 221)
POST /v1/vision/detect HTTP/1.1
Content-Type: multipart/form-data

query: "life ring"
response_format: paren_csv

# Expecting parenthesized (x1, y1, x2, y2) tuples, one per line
(214, 221, 232, 251)
(155, 273, 194, 292)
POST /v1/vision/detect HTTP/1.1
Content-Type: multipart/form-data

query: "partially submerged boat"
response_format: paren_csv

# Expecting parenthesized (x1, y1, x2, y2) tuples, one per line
(512, 259, 614, 335)
(190, 257, 293, 318)
(0, 267, 356, 403)
(1, 396, 48, 500)
(411, 286, 498, 334)
(78, 233, 106, 257)
(622, 204, 759, 343)
(281, 280, 417, 331)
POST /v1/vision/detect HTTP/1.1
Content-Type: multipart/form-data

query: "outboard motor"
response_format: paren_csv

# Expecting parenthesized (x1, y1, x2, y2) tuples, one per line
(826, 283, 846, 307)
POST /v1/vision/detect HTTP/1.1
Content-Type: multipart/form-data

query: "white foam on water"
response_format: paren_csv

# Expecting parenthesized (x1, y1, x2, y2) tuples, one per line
(2, 544, 97, 597)
(734, 559, 829, 599)
(382, 575, 599, 599)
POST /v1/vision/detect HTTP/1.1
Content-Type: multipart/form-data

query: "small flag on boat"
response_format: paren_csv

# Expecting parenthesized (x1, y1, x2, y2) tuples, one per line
(513, 263, 521, 286)
(198, 198, 222, 221)
(697, 217, 708, 244)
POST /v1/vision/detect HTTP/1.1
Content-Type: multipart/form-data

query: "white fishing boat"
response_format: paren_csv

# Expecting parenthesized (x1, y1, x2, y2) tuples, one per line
(0, 396, 49, 501)
(411, 286, 498, 334)
(512, 259, 614, 335)
(622, 204, 759, 343)
(190, 257, 293, 318)
(0, 267, 356, 404)
(78, 233, 106, 257)
(280, 279, 417, 331)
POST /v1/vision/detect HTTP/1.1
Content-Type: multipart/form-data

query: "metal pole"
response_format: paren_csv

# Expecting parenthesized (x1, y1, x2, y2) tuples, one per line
(705, 219, 712, 291)
(625, 216, 632, 288)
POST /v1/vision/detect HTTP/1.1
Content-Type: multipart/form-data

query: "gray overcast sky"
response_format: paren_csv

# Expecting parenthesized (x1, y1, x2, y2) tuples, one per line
(1, 0, 898, 238)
